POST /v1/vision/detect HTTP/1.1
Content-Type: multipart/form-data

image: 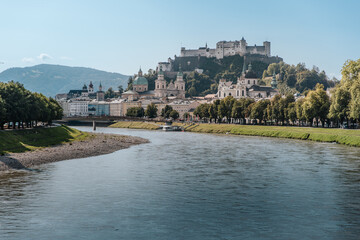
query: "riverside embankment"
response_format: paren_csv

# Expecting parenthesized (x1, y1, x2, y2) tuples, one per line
(109, 121, 360, 147)
(0, 125, 148, 172)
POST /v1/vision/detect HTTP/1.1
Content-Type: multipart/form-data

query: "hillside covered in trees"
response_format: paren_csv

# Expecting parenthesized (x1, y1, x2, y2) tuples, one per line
(128, 55, 337, 97)
(0, 64, 129, 97)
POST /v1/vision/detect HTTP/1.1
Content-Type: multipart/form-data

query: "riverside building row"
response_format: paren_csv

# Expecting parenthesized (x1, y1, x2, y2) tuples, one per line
(56, 63, 278, 118)
(56, 68, 202, 118)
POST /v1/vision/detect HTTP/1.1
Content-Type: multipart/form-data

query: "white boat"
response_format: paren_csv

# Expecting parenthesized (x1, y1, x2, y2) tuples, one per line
(162, 125, 182, 131)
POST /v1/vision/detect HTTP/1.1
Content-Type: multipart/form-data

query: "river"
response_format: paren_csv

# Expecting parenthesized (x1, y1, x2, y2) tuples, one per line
(1, 127, 360, 239)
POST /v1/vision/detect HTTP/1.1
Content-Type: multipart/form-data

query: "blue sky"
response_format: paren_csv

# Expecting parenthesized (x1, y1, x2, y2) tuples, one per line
(0, 0, 359, 79)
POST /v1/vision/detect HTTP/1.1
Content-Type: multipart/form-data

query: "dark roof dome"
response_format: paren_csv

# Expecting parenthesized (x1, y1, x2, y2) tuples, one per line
(133, 76, 148, 85)
(245, 70, 257, 78)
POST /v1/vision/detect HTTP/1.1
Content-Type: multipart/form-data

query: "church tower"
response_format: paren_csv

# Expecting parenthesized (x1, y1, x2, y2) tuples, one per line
(97, 82, 104, 101)
(174, 65, 185, 99)
(88, 81, 94, 93)
(155, 66, 167, 98)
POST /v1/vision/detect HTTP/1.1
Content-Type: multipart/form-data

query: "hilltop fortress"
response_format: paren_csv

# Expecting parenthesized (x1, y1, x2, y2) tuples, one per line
(180, 37, 270, 59)
(158, 38, 281, 75)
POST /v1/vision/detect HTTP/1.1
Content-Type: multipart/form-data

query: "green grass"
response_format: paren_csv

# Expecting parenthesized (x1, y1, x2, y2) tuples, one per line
(180, 123, 360, 147)
(0, 125, 90, 154)
(109, 121, 161, 130)
(109, 120, 360, 147)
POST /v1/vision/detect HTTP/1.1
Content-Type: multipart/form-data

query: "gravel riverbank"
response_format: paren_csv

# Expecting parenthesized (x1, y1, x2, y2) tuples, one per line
(0, 133, 149, 173)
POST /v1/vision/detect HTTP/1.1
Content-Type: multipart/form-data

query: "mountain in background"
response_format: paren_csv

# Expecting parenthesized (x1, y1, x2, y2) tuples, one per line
(0, 64, 130, 97)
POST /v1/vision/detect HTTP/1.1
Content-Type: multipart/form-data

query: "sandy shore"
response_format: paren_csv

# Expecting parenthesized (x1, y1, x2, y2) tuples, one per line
(0, 133, 149, 173)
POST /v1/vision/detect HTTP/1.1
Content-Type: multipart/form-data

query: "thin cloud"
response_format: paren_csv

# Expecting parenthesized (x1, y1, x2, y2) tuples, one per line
(37, 53, 53, 61)
(22, 57, 35, 63)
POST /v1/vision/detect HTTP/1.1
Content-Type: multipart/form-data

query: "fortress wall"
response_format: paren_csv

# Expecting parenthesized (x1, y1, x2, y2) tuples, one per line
(181, 49, 207, 57)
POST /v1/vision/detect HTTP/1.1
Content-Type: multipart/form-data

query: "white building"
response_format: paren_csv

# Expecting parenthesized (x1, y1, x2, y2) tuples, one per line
(67, 99, 90, 117)
(217, 63, 278, 99)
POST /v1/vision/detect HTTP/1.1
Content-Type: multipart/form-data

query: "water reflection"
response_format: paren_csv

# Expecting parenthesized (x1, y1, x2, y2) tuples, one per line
(0, 127, 360, 240)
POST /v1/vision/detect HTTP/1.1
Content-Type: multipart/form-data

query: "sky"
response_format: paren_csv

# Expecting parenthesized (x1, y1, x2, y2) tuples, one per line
(0, 0, 359, 79)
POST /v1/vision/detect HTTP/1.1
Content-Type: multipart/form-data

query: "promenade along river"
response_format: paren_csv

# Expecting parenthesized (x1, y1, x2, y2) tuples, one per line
(1, 127, 360, 240)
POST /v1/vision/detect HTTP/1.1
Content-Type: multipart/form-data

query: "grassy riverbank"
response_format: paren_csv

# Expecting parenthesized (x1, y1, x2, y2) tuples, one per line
(0, 125, 90, 154)
(179, 123, 360, 147)
(110, 120, 360, 147)
(109, 121, 160, 130)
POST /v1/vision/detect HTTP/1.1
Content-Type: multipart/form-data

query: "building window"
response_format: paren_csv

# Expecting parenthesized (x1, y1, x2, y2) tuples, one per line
(224, 93, 226, 97)
(242, 90, 244, 96)
(237, 90, 239, 96)
(254, 80, 256, 85)
(157, 85, 159, 89)
(248, 80, 250, 84)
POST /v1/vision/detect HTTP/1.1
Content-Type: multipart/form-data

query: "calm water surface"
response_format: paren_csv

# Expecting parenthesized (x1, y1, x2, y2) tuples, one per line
(1, 127, 360, 239)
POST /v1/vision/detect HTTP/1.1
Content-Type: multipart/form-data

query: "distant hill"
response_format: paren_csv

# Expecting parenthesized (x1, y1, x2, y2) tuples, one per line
(0, 64, 130, 97)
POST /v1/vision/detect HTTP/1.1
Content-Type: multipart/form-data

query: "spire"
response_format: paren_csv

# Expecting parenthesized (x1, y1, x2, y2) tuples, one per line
(158, 65, 164, 76)
(242, 60, 246, 75)
(138, 67, 143, 77)
(99, 81, 103, 91)
(248, 63, 252, 71)
(271, 71, 277, 89)
(177, 64, 183, 79)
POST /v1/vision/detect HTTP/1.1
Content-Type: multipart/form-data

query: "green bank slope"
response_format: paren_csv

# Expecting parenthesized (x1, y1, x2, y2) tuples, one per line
(110, 121, 360, 147)
(179, 123, 360, 147)
(110, 121, 160, 130)
(0, 125, 90, 154)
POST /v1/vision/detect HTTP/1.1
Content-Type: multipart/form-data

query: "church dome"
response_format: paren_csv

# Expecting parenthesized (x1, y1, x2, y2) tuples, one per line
(133, 76, 148, 85)
(245, 70, 257, 78)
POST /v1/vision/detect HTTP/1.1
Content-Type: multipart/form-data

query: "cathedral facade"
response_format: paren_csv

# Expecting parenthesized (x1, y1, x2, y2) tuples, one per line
(155, 67, 185, 99)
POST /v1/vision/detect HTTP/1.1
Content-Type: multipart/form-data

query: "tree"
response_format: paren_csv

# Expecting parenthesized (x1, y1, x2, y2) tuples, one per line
(145, 103, 158, 118)
(209, 99, 220, 123)
(302, 84, 330, 127)
(329, 86, 350, 126)
(161, 105, 173, 118)
(218, 96, 235, 123)
(118, 85, 124, 95)
(231, 98, 254, 124)
(250, 99, 270, 124)
(105, 87, 116, 99)
(349, 79, 360, 122)
(295, 98, 306, 126)
(0, 96, 6, 130)
(0, 81, 63, 129)
(285, 102, 297, 125)
(169, 110, 179, 120)
(126, 76, 133, 91)
(193, 104, 210, 121)
(126, 107, 144, 117)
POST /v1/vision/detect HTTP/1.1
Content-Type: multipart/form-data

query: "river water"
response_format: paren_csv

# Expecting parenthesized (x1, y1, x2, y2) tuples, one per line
(1, 127, 360, 239)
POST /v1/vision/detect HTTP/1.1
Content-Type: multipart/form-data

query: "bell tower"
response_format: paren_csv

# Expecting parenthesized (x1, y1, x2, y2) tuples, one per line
(175, 65, 185, 99)
(155, 66, 167, 98)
